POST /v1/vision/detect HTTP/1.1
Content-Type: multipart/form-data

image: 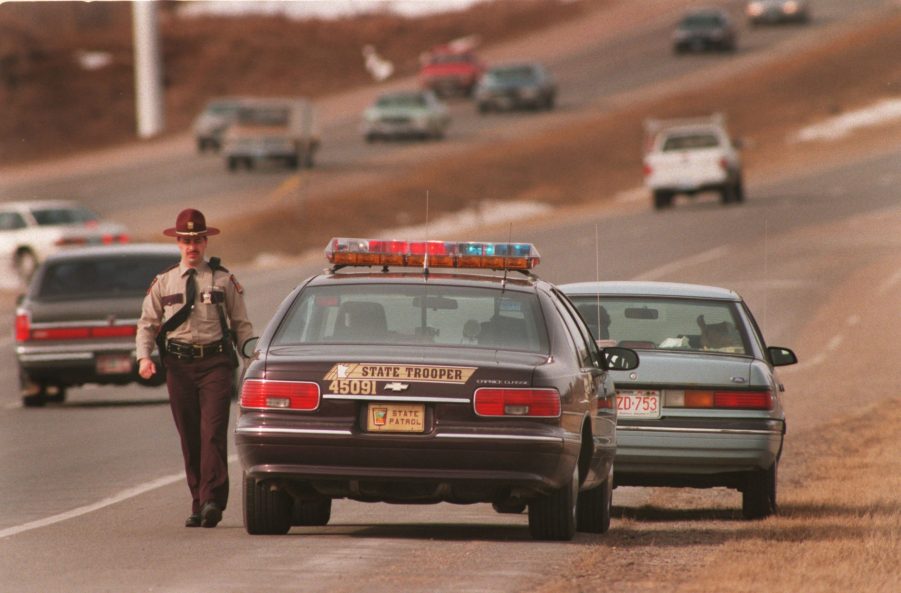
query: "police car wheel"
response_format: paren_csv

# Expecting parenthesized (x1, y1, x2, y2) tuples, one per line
(576, 466, 612, 533)
(528, 463, 578, 541)
(243, 473, 292, 535)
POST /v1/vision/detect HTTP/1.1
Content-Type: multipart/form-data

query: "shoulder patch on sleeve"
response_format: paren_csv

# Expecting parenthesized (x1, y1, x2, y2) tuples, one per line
(229, 274, 244, 294)
(146, 275, 160, 295)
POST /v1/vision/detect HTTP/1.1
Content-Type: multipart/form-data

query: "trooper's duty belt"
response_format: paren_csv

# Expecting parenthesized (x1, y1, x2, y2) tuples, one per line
(166, 340, 224, 360)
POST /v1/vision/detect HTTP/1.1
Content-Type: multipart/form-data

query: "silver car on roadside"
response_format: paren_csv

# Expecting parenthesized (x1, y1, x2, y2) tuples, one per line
(561, 281, 797, 519)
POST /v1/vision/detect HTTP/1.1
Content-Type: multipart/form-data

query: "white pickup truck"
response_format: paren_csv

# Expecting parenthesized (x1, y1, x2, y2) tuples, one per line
(642, 114, 744, 209)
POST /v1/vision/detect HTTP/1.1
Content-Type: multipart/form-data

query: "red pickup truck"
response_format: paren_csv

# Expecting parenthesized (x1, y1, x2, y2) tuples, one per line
(419, 46, 484, 97)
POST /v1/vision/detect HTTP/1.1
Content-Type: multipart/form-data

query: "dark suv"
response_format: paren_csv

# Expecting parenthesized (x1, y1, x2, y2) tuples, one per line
(673, 8, 738, 54)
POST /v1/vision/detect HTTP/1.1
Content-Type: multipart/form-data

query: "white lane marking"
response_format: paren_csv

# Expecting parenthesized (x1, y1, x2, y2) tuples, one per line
(634, 246, 731, 281)
(0, 454, 239, 539)
(826, 335, 844, 352)
(846, 315, 860, 327)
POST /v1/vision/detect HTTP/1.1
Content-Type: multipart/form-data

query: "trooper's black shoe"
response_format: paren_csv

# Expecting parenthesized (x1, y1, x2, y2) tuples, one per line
(185, 513, 202, 528)
(200, 502, 223, 528)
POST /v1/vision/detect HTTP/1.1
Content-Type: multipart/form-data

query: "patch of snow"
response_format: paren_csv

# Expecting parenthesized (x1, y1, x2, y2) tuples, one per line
(793, 98, 901, 142)
(75, 50, 113, 71)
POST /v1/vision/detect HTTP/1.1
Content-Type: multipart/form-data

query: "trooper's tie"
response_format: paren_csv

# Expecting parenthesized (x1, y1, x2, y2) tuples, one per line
(165, 268, 197, 330)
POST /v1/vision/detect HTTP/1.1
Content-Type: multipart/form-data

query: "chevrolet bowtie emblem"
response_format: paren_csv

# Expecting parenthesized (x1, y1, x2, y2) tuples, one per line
(384, 382, 409, 392)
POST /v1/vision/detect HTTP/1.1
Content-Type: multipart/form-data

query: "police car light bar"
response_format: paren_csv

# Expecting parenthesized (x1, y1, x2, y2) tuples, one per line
(325, 238, 541, 270)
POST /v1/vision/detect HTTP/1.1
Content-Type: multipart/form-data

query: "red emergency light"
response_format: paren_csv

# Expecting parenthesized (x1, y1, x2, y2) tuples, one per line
(325, 237, 541, 271)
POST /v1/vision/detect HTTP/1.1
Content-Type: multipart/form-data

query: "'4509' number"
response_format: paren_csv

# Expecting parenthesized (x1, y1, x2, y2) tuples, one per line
(328, 380, 376, 395)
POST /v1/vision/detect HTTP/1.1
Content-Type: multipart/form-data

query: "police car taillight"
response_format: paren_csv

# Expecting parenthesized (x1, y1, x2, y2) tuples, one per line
(473, 388, 561, 418)
(325, 237, 540, 270)
(240, 379, 320, 411)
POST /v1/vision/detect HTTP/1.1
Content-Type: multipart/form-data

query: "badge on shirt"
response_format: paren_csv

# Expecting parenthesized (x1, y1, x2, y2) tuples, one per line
(201, 288, 225, 304)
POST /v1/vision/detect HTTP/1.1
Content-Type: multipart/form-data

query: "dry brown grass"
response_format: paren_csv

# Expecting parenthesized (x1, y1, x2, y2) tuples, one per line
(675, 398, 901, 593)
(526, 398, 901, 593)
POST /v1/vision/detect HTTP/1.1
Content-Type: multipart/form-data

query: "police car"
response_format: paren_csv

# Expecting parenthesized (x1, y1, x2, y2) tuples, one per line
(235, 238, 638, 540)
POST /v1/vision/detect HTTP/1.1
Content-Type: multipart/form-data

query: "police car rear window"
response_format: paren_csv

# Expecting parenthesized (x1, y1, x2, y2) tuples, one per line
(272, 284, 549, 352)
(38, 255, 178, 299)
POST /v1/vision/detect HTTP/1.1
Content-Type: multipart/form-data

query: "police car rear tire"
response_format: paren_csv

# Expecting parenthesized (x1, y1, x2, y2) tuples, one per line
(576, 466, 612, 533)
(528, 463, 578, 541)
(243, 473, 292, 535)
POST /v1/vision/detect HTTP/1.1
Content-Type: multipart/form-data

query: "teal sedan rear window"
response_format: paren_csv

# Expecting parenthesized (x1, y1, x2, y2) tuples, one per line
(571, 297, 749, 355)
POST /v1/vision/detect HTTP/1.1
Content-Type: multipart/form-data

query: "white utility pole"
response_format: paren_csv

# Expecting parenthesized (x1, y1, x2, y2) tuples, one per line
(132, 1, 165, 138)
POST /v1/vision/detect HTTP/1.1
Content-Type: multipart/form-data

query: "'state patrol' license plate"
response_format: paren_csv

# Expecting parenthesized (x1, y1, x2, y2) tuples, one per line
(367, 403, 425, 433)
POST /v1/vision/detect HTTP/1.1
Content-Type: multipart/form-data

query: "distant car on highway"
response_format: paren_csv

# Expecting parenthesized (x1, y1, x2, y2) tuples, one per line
(15, 243, 179, 407)
(642, 114, 745, 209)
(419, 45, 485, 97)
(562, 281, 798, 519)
(673, 7, 738, 54)
(475, 62, 557, 113)
(362, 90, 451, 142)
(746, 0, 810, 25)
(222, 98, 320, 171)
(0, 200, 129, 284)
(236, 237, 639, 540)
(192, 96, 247, 153)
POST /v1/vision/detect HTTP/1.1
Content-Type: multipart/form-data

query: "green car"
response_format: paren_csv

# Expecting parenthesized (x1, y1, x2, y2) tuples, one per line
(561, 281, 797, 519)
(362, 90, 451, 142)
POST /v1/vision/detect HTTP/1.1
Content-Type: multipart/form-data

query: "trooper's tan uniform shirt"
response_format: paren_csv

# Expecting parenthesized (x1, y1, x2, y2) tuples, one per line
(136, 260, 253, 360)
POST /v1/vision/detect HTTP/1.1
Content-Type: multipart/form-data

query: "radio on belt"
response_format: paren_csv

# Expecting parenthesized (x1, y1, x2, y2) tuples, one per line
(325, 237, 541, 270)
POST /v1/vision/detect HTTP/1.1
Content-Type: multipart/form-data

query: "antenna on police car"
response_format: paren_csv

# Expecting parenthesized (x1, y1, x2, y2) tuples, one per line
(500, 222, 513, 290)
(595, 223, 603, 322)
(423, 190, 430, 277)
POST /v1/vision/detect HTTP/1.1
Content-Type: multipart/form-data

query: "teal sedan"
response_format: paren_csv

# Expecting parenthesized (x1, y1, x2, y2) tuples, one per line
(561, 281, 797, 519)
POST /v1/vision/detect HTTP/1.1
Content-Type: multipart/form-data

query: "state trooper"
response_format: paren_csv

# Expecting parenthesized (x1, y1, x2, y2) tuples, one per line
(136, 208, 254, 528)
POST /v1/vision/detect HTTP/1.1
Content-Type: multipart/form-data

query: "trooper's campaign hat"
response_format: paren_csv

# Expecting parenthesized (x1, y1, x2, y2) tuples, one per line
(163, 208, 220, 237)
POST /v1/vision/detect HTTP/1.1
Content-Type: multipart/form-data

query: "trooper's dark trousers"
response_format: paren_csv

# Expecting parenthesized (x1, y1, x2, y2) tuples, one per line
(165, 352, 233, 515)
